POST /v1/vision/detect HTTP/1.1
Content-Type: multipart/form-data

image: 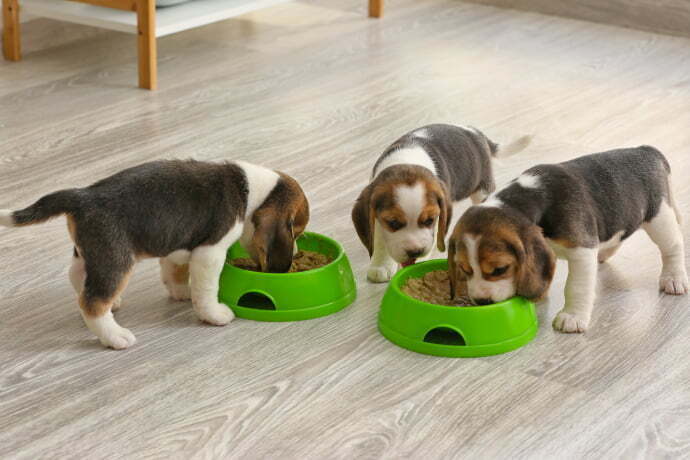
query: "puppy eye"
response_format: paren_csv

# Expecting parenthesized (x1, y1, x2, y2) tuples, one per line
(421, 217, 435, 227)
(490, 266, 509, 277)
(386, 219, 405, 231)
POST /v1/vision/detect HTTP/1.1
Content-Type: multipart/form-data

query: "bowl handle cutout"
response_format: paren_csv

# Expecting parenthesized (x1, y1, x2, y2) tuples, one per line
(423, 327, 466, 346)
(237, 292, 276, 310)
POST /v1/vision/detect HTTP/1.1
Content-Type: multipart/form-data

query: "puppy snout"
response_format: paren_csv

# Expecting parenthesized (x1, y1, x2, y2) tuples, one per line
(406, 248, 424, 259)
(474, 298, 493, 306)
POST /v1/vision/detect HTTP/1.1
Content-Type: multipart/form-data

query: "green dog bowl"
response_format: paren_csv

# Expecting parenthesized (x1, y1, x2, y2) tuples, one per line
(219, 232, 356, 321)
(378, 259, 537, 357)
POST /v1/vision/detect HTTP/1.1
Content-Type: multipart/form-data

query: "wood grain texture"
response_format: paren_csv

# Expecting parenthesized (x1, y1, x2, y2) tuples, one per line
(136, 0, 156, 89)
(70, 0, 138, 12)
(2, 0, 21, 60)
(463, 0, 690, 39)
(0, 0, 690, 458)
(369, 0, 382, 18)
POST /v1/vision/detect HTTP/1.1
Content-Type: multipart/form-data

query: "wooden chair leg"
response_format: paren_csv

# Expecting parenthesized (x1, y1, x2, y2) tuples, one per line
(2, 0, 21, 61)
(369, 0, 383, 18)
(136, 0, 157, 90)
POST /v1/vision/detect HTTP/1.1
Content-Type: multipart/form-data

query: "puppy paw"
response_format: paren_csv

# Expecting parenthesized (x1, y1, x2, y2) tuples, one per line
(166, 282, 192, 301)
(196, 302, 235, 326)
(552, 311, 589, 333)
(367, 264, 397, 283)
(100, 326, 137, 350)
(660, 272, 689, 295)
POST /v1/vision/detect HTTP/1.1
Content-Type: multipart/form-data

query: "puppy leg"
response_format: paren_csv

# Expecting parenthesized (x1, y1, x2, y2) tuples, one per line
(80, 262, 136, 349)
(643, 201, 688, 295)
(189, 225, 242, 325)
(70, 249, 123, 311)
(159, 257, 191, 301)
(553, 248, 598, 333)
(598, 244, 621, 264)
(367, 221, 398, 283)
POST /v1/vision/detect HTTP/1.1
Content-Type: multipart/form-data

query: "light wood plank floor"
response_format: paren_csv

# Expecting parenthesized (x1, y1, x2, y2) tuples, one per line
(1, 0, 690, 458)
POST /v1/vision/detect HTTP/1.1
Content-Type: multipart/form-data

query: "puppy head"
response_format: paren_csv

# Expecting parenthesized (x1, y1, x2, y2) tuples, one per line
(448, 206, 555, 304)
(351, 165, 451, 265)
(247, 173, 309, 273)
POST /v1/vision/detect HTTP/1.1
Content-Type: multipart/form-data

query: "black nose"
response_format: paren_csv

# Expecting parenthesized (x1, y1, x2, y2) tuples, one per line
(406, 248, 424, 259)
(474, 298, 493, 306)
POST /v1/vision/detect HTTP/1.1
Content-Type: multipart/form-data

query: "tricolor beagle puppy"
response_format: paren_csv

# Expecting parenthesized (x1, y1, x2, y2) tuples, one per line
(0, 160, 309, 349)
(449, 146, 688, 333)
(352, 123, 530, 283)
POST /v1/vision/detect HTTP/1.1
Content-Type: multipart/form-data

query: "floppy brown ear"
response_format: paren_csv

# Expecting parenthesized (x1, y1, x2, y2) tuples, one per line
(436, 182, 453, 252)
(514, 225, 556, 300)
(251, 209, 294, 273)
(447, 238, 467, 300)
(351, 183, 376, 257)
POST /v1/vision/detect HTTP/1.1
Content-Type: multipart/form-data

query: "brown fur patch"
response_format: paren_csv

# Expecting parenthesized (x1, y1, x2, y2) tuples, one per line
(450, 206, 556, 300)
(80, 268, 134, 317)
(172, 264, 189, 284)
(351, 165, 451, 250)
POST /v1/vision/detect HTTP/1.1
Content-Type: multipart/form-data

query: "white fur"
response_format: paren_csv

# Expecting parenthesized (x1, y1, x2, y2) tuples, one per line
(165, 249, 190, 265)
(189, 223, 243, 326)
(373, 146, 437, 178)
(643, 201, 688, 295)
(0, 209, 13, 227)
(516, 173, 540, 189)
(597, 230, 624, 263)
(464, 234, 516, 302)
(414, 128, 430, 139)
(470, 190, 489, 205)
(478, 195, 503, 208)
(367, 221, 399, 283)
(551, 246, 598, 333)
(235, 161, 280, 216)
(235, 161, 281, 253)
(385, 183, 436, 263)
(494, 135, 533, 158)
(160, 257, 191, 301)
(82, 311, 136, 350)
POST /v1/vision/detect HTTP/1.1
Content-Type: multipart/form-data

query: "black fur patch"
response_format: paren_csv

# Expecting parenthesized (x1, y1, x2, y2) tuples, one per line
(495, 146, 672, 247)
(373, 124, 497, 200)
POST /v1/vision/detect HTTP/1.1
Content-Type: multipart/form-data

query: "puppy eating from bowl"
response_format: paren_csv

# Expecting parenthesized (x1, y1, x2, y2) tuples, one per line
(0, 160, 309, 349)
(351, 123, 531, 283)
(448, 145, 688, 333)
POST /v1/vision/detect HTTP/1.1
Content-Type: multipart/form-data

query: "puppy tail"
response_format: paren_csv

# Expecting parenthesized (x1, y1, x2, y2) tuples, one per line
(1, 189, 81, 228)
(490, 134, 533, 158)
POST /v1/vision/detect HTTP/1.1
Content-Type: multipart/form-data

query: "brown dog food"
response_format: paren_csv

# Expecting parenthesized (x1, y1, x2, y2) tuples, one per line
(401, 270, 474, 306)
(230, 250, 332, 273)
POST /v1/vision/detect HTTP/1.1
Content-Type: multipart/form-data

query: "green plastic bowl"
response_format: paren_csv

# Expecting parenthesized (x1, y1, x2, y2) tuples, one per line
(378, 259, 537, 357)
(219, 232, 356, 321)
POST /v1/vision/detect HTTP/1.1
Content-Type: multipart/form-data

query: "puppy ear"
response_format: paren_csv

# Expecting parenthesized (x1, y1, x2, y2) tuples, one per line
(251, 209, 294, 273)
(436, 182, 453, 252)
(447, 238, 467, 301)
(514, 225, 556, 300)
(351, 183, 376, 257)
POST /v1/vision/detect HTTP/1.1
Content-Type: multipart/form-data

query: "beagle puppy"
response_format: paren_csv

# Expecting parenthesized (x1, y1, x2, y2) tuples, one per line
(449, 145, 688, 333)
(0, 160, 309, 349)
(352, 123, 531, 282)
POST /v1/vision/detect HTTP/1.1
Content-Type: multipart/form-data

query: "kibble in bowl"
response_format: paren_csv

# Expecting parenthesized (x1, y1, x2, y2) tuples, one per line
(400, 269, 473, 306)
(230, 250, 332, 273)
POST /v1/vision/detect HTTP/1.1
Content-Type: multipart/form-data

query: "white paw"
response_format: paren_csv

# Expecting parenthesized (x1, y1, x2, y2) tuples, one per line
(367, 264, 398, 283)
(166, 282, 192, 301)
(660, 272, 689, 295)
(552, 311, 589, 333)
(100, 326, 137, 350)
(196, 302, 235, 326)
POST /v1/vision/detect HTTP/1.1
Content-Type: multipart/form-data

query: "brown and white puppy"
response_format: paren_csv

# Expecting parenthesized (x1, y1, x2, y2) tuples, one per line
(449, 146, 688, 333)
(0, 160, 309, 349)
(352, 123, 530, 282)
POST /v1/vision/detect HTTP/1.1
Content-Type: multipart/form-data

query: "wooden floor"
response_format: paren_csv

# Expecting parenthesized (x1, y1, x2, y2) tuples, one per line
(2, 0, 690, 458)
